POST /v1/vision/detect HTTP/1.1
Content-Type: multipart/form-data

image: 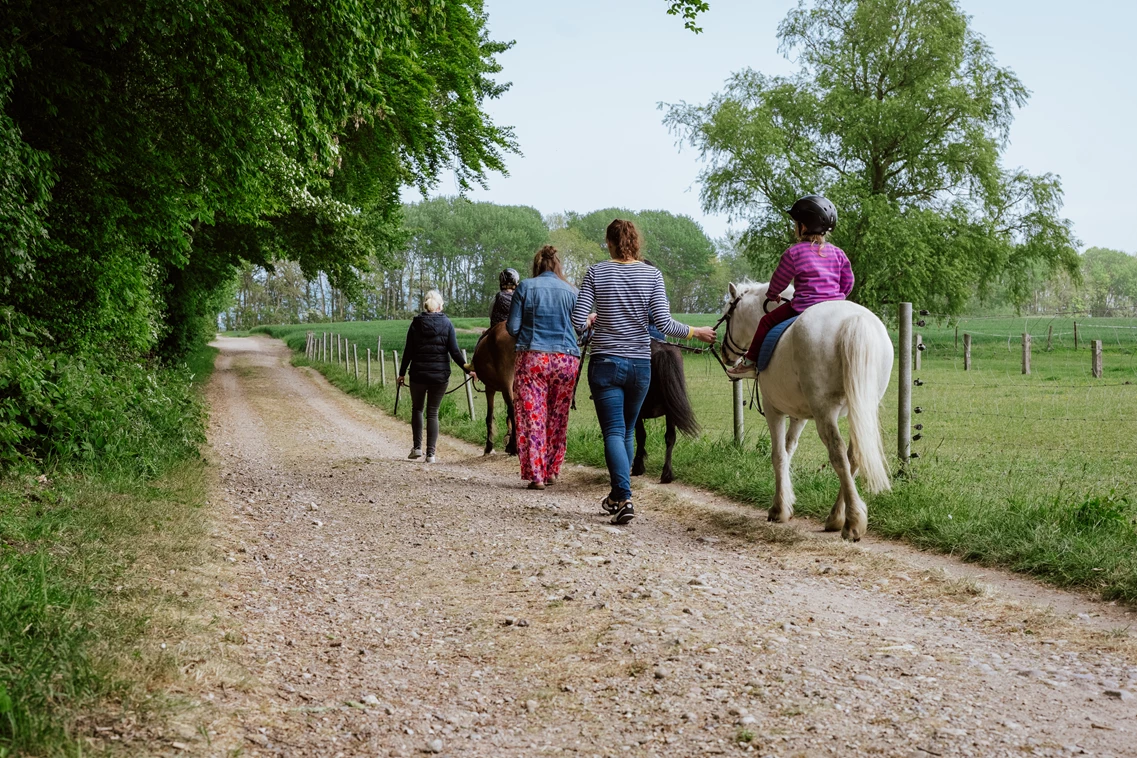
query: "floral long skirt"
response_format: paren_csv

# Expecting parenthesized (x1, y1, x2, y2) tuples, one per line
(513, 351, 580, 484)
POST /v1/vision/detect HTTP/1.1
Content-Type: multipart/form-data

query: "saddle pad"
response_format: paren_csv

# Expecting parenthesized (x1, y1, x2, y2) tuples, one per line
(756, 315, 798, 372)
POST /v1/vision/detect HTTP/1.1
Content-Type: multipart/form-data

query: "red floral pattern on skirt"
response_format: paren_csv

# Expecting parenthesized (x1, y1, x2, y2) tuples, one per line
(512, 351, 580, 484)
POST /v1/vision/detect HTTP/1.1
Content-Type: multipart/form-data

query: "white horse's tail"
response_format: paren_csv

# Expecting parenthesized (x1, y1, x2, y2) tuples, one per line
(840, 315, 892, 494)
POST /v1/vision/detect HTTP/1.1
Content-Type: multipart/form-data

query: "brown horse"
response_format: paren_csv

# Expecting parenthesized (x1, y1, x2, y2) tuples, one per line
(471, 322, 518, 455)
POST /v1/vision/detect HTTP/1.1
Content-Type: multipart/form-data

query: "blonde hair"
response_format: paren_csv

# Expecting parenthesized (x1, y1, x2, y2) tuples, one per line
(795, 223, 829, 256)
(423, 290, 444, 313)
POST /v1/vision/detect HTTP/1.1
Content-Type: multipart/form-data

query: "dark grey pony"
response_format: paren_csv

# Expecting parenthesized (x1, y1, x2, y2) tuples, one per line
(631, 340, 700, 484)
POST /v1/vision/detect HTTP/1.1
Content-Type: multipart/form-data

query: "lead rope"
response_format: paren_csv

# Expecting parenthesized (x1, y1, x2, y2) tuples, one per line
(570, 329, 593, 411)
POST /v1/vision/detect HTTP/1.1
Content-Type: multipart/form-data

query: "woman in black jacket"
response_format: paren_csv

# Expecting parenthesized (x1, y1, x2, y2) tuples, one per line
(397, 290, 476, 463)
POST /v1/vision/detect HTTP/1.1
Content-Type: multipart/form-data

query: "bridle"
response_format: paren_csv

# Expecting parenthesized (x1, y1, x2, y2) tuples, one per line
(712, 292, 782, 365)
(710, 291, 780, 417)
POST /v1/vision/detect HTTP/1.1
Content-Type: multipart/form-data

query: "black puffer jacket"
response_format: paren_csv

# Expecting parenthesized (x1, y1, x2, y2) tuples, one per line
(399, 311, 466, 385)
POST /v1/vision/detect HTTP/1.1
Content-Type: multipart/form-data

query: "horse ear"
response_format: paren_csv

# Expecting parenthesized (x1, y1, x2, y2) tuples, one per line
(728, 282, 738, 298)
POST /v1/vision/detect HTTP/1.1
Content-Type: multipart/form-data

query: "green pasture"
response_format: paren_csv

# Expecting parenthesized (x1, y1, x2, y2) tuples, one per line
(253, 314, 1137, 603)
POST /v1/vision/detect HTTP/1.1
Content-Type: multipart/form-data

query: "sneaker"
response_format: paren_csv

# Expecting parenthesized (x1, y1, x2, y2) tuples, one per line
(610, 501, 635, 525)
(528, 481, 545, 490)
(408, 448, 423, 460)
(725, 357, 757, 380)
(599, 496, 621, 516)
(425, 454, 437, 464)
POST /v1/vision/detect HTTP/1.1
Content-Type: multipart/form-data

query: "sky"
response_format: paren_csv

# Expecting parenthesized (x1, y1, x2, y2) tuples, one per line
(419, 0, 1137, 253)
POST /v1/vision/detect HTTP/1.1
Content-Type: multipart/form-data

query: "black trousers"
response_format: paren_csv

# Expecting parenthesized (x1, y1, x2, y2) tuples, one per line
(410, 381, 448, 455)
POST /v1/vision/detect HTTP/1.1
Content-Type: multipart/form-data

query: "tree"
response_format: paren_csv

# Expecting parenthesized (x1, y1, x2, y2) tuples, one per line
(396, 198, 548, 317)
(566, 209, 720, 311)
(663, 0, 1079, 315)
(2, 0, 515, 358)
(1081, 248, 1137, 316)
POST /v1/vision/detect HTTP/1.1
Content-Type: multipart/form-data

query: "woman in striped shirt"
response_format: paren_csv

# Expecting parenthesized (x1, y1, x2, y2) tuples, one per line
(571, 219, 717, 525)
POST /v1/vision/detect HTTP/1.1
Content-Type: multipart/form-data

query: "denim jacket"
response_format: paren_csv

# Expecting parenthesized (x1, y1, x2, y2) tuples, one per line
(506, 271, 580, 357)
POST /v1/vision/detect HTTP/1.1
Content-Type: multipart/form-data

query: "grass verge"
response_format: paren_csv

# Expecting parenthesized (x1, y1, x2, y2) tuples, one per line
(0, 340, 217, 756)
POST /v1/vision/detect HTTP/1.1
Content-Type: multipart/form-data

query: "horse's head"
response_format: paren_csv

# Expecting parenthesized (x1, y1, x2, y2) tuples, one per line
(724, 280, 795, 309)
(719, 280, 796, 361)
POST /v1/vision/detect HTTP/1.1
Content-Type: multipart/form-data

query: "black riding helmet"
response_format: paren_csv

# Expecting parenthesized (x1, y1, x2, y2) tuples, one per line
(787, 195, 837, 235)
(499, 268, 520, 289)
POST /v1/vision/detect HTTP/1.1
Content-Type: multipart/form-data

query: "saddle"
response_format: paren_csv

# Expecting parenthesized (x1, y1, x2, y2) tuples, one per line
(756, 316, 798, 372)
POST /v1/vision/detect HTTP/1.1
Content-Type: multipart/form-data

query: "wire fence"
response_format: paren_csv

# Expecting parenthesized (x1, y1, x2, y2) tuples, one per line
(298, 316, 1137, 508)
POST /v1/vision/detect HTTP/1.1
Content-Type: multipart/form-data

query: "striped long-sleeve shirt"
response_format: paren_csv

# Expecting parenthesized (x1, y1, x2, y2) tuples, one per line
(570, 260, 692, 360)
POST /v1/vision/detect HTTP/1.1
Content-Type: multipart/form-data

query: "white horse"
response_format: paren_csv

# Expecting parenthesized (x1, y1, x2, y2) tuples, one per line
(719, 281, 894, 540)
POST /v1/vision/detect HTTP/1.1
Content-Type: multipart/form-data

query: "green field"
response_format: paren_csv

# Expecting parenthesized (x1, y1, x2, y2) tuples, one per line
(251, 313, 1137, 603)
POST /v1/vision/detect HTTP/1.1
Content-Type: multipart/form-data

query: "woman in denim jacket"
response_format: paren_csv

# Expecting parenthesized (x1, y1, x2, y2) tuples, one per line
(506, 246, 580, 490)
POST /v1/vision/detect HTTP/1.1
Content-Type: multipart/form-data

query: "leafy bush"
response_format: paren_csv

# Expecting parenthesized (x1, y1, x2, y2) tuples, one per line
(0, 309, 205, 475)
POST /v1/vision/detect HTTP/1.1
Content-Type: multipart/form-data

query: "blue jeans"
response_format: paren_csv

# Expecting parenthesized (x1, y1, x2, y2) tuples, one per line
(588, 355, 651, 501)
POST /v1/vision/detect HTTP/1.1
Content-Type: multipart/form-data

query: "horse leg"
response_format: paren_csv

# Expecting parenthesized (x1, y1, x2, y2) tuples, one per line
(785, 417, 807, 459)
(503, 389, 518, 456)
(766, 410, 795, 522)
(824, 434, 858, 532)
(660, 418, 676, 484)
(816, 412, 866, 541)
(484, 391, 497, 456)
(632, 418, 647, 476)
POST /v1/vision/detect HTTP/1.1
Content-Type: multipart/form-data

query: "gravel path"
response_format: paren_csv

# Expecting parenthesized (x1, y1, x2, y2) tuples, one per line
(186, 335, 1137, 757)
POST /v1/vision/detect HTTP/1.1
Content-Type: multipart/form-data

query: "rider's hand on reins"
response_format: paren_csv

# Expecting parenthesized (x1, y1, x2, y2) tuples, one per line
(396, 375, 405, 387)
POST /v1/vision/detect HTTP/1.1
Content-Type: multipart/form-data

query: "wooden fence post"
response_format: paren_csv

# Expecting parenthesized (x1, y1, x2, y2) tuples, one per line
(954, 325, 958, 352)
(1022, 333, 1031, 375)
(380, 349, 387, 386)
(461, 349, 476, 419)
(963, 333, 972, 371)
(1047, 324, 1053, 352)
(1074, 321, 1079, 350)
(322, 332, 327, 362)
(393, 350, 399, 384)
(898, 303, 912, 465)
(366, 348, 372, 386)
(1092, 340, 1103, 378)
(915, 333, 922, 371)
(353, 343, 359, 381)
(732, 379, 744, 445)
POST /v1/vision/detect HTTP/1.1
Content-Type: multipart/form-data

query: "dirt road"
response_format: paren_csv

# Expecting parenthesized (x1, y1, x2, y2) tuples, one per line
(186, 335, 1137, 757)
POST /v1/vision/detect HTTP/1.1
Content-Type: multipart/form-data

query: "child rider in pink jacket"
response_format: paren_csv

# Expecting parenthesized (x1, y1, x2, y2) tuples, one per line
(727, 195, 853, 379)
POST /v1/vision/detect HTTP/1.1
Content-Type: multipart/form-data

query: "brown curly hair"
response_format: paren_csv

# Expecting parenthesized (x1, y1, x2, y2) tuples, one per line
(606, 218, 642, 262)
(532, 245, 566, 281)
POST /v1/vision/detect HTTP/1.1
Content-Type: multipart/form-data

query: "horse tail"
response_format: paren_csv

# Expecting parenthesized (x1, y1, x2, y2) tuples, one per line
(840, 315, 891, 494)
(653, 344, 700, 437)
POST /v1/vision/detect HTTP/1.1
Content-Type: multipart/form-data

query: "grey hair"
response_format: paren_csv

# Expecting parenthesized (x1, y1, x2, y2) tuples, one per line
(423, 289, 444, 313)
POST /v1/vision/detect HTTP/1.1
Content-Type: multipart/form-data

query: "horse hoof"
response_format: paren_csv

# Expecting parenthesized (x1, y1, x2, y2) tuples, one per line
(841, 527, 863, 542)
(823, 519, 843, 532)
(659, 471, 674, 484)
(767, 508, 792, 523)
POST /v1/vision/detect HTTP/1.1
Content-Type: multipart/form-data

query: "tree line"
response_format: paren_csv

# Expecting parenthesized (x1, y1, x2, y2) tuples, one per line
(222, 198, 753, 328)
